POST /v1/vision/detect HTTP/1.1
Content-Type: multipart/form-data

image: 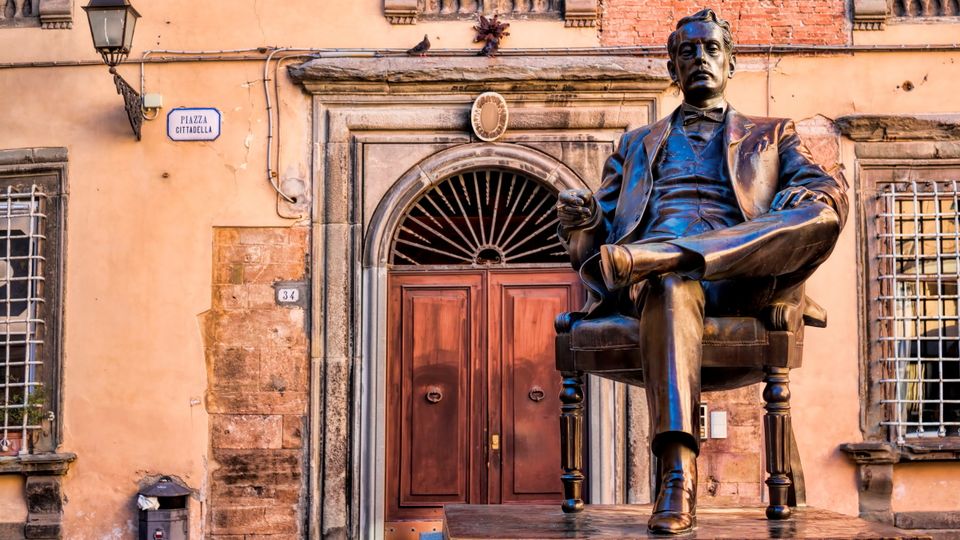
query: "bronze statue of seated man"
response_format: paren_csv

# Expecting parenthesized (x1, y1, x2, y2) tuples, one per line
(556, 8, 848, 535)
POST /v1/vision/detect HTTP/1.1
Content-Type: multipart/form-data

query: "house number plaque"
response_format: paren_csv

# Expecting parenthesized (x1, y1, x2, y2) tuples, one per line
(471, 92, 509, 142)
(273, 280, 309, 308)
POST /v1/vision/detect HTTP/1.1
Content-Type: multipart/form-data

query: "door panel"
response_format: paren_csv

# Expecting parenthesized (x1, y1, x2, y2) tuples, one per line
(386, 268, 581, 520)
(489, 270, 582, 504)
(403, 290, 468, 500)
(387, 273, 484, 520)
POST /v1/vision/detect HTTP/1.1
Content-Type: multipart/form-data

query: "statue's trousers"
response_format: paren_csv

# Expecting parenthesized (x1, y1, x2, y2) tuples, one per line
(636, 202, 841, 455)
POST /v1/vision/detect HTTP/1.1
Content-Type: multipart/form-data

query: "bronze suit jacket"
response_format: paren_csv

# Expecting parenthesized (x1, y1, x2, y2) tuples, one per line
(561, 105, 849, 316)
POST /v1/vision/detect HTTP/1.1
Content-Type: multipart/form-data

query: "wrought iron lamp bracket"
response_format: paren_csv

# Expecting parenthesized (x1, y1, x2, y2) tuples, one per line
(110, 66, 142, 141)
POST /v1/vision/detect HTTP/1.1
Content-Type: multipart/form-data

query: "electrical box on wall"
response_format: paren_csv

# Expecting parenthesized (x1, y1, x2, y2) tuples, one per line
(710, 411, 728, 439)
(143, 93, 163, 110)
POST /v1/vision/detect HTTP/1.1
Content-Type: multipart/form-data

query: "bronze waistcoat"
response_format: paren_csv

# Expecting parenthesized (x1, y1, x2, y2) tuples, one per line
(639, 119, 743, 242)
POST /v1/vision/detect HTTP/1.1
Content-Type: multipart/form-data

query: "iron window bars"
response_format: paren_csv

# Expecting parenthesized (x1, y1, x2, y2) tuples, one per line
(0, 185, 49, 454)
(876, 180, 960, 444)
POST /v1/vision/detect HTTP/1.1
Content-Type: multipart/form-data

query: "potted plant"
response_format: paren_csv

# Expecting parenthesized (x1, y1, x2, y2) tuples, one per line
(0, 384, 46, 456)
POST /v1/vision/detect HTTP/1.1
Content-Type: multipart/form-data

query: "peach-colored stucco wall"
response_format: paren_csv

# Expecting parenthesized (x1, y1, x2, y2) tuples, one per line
(893, 463, 960, 512)
(0, 2, 597, 538)
(0, 1, 956, 537)
(0, 475, 26, 523)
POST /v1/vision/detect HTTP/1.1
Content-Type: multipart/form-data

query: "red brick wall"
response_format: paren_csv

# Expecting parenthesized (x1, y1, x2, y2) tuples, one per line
(205, 227, 310, 539)
(600, 0, 848, 47)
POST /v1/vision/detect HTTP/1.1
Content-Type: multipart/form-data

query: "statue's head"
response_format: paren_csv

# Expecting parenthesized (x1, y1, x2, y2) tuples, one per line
(667, 9, 736, 107)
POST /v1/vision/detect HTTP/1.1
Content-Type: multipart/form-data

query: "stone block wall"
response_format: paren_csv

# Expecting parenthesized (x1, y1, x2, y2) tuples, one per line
(698, 385, 765, 506)
(600, 0, 848, 47)
(205, 227, 310, 539)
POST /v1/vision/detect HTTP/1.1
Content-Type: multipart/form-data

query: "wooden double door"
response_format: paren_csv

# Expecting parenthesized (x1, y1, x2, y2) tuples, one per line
(386, 268, 581, 520)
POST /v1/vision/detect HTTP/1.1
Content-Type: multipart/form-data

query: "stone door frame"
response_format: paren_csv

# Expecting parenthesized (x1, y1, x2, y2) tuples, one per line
(290, 55, 672, 538)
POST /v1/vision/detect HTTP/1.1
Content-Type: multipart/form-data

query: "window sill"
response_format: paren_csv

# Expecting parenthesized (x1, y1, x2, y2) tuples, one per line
(0, 452, 75, 475)
(840, 440, 960, 463)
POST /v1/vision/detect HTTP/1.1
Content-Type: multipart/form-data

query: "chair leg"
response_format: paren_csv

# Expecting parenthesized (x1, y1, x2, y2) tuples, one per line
(763, 366, 792, 520)
(559, 370, 585, 513)
(787, 421, 806, 507)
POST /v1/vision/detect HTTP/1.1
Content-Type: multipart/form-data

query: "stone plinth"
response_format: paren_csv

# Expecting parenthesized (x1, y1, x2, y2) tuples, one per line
(443, 505, 931, 539)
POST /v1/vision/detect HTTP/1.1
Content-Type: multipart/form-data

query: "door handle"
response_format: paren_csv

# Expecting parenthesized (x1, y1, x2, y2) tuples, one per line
(491, 434, 500, 451)
(528, 386, 545, 402)
(425, 387, 443, 404)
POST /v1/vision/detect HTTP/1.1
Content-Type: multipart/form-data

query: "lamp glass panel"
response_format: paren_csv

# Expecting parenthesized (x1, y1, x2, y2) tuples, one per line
(86, 9, 127, 50)
(122, 10, 138, 51)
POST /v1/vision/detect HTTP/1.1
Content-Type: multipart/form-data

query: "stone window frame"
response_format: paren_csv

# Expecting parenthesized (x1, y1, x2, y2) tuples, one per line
(0, 148, 73, 540)
(0, 148, 68, 462)
(383, 0, 598, 27)
(836, 115, 960, 529)
(838, 115, 960, 463)
(0, 0, 73, 30)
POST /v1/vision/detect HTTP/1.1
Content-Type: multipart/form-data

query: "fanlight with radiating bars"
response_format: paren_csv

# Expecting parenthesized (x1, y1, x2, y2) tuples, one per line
(391, 169, 567, 266)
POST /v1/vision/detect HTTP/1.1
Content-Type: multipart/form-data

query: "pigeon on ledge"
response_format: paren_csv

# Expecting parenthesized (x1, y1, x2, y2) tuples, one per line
(407, 34, 431, 56)
(478, 37, 500, 57)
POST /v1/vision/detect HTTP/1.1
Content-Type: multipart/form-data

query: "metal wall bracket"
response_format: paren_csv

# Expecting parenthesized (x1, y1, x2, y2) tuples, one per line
(112, 70, 142, 141)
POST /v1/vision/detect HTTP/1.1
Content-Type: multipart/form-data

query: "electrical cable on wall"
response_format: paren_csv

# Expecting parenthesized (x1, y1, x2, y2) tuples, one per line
(264, 50, 379, 206)
(137, 47, 380, 211)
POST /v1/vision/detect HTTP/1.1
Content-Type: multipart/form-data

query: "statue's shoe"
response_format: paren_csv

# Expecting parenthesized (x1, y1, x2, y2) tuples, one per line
(648, 509, 696, 535)
(648, 444, 698, 535)
(599, 243, 686, 290)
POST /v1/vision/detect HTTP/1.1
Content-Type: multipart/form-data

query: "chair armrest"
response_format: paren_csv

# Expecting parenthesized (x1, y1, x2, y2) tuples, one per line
(555, 311, 587, 334)
(802, 296, 827, 328)
(764, 302, 799, 332)
(763, 296, 828, 331)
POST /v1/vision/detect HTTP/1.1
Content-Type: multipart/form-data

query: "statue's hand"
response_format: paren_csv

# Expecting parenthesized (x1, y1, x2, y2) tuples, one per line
(557, 189, 597, 229)
(771, 186, 827, 211)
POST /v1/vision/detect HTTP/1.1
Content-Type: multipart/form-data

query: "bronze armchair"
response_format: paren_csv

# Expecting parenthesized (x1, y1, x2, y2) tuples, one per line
(555, 295, 827, 518)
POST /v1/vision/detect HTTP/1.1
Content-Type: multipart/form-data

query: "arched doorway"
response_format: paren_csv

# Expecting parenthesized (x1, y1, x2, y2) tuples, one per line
(384, 166, 582, 526)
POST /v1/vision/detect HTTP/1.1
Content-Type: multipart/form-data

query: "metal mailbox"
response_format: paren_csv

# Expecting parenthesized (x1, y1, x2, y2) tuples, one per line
(138, 476, 190, 540)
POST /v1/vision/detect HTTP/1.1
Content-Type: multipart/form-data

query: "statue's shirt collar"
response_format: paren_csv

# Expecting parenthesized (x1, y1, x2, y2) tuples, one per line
(679, 101, 728, 126)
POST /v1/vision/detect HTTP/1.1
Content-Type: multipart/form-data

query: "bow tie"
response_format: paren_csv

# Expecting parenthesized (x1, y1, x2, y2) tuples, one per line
(682, 106, 725, 126)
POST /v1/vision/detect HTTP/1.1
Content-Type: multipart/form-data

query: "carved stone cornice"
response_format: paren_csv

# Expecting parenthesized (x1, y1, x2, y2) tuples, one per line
(0, 452, 76, 475)
(39, 0, 72, 29)
(383, 0, 418, 25)
(837, 113, 960, 142)
(852, 0, 888, 31)
(289, 55, 670, 94)
(839, 442, 900, 464)
(382, 0, 598, 27)
(564, 0, 599, 27)
(840, 440, 960, 463)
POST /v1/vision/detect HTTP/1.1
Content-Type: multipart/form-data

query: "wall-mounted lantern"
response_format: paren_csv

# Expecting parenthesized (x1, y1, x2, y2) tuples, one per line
(83, 0, 143, 140)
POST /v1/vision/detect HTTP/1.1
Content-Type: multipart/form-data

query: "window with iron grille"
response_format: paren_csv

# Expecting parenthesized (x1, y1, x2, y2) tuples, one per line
(873, 180, 960, 445)
(0, 163, 64, 457)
